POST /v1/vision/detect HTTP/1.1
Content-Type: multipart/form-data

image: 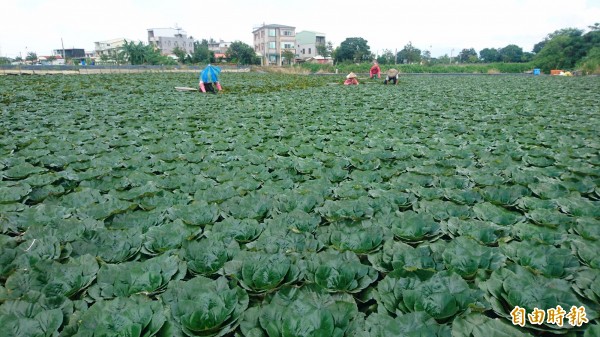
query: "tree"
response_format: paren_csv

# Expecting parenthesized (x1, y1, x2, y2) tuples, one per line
(121, 40, 150, 65)
(548, 28, 584, 39)
(436, 54, 450, 64)
(396, 42, 421, 64)
(532, 41, 546, 54)
(334, 37, 371, 63)
(498, 44, 523, 62)
(421, 50, 432, 64)
(531, 25, 600, 72)
(376, 49, 395, 64)
(226, 41, 259, 65)
(521, 52, 534, 62)
(458, 48, 478, 63)
(191, 41, 215, 64)
(579, 46, 600, 74)
(113, 49, 127, 65)
(533, 35, 581, 72)
(25, 52, 38, 63)
(0, 57, 11, 65)
(120, 40, 175, 65)
(582, 29, 600, 51)
(316, 41, 333, 58)
(479, 48, 500, 63)
(172, 47, 187, 64)
(146, 51, 177, 66)
(532, 25, 599, 72)
(281, 49, 295, 65)
(533, 28, 584, 54)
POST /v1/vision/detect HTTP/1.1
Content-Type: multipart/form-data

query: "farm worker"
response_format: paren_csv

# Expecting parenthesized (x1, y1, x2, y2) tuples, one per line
(384, 68, 399, 85)
(344, 72, 359, 85)
(369, 61, 381, 79)
(199, 64, 222, 94)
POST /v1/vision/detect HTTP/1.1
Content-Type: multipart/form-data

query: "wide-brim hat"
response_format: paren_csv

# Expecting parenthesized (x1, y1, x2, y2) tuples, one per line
(346, 72, 357, 79)
(387, 68, 399, 77)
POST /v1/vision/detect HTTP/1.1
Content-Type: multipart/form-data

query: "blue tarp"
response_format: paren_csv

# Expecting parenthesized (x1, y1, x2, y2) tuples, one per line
(199, 64, 221, 83)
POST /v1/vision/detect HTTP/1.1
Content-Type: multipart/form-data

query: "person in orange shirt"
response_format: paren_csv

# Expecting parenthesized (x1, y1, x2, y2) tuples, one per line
(369, 61, 381, 79)
(344, 72, 359, 85)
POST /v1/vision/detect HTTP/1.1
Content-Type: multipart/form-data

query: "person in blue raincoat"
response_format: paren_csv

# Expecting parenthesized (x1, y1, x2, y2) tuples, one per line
(198, 64, 222, 94)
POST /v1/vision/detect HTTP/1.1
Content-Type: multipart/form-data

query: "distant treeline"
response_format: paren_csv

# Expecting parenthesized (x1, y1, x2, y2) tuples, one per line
(325, 24, 600, 74)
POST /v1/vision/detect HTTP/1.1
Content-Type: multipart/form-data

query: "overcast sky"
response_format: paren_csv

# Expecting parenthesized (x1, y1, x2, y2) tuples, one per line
(1, 0, 598, 59)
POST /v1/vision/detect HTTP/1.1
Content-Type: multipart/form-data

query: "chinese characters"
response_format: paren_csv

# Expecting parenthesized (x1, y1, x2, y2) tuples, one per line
(511, 305, 588, 328)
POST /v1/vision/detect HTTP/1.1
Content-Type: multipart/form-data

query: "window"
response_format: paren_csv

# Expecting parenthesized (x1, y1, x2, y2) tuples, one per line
(282, 43, 293, 49)
(269, 55, 277, 62)
(283, 30, 293, 36)
(308, 48, 311, 54)
(269, 42, 276, 49)
(269, 29, 276, 37)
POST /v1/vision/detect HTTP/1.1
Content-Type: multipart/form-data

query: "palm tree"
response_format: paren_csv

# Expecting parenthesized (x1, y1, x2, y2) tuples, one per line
(121, 41, 150, 65)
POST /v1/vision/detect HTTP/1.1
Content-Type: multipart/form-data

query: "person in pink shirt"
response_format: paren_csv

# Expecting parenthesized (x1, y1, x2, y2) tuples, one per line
(344, 72, 359, 85)
(369, 61, 381, 79)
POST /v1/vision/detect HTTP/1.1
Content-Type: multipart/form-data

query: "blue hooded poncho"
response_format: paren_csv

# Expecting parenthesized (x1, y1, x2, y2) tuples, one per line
(199, 64, 221, 83)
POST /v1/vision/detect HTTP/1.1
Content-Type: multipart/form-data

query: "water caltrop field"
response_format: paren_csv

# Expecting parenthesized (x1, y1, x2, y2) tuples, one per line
(0, 72, 599, 336)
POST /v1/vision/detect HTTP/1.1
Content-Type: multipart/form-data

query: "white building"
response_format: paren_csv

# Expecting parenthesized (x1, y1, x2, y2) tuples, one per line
(147, 27, 194, 55)
(94, 38, 129, 58)
(296, 31, 326, 60)
(207, 39, 231, 54)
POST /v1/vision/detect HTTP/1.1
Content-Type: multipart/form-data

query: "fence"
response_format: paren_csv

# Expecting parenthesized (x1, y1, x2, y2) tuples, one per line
(0, 64, 251, 75)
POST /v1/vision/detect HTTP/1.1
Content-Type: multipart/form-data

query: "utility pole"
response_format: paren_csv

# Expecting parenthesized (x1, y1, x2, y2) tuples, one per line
(279, 42, 282, 67)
